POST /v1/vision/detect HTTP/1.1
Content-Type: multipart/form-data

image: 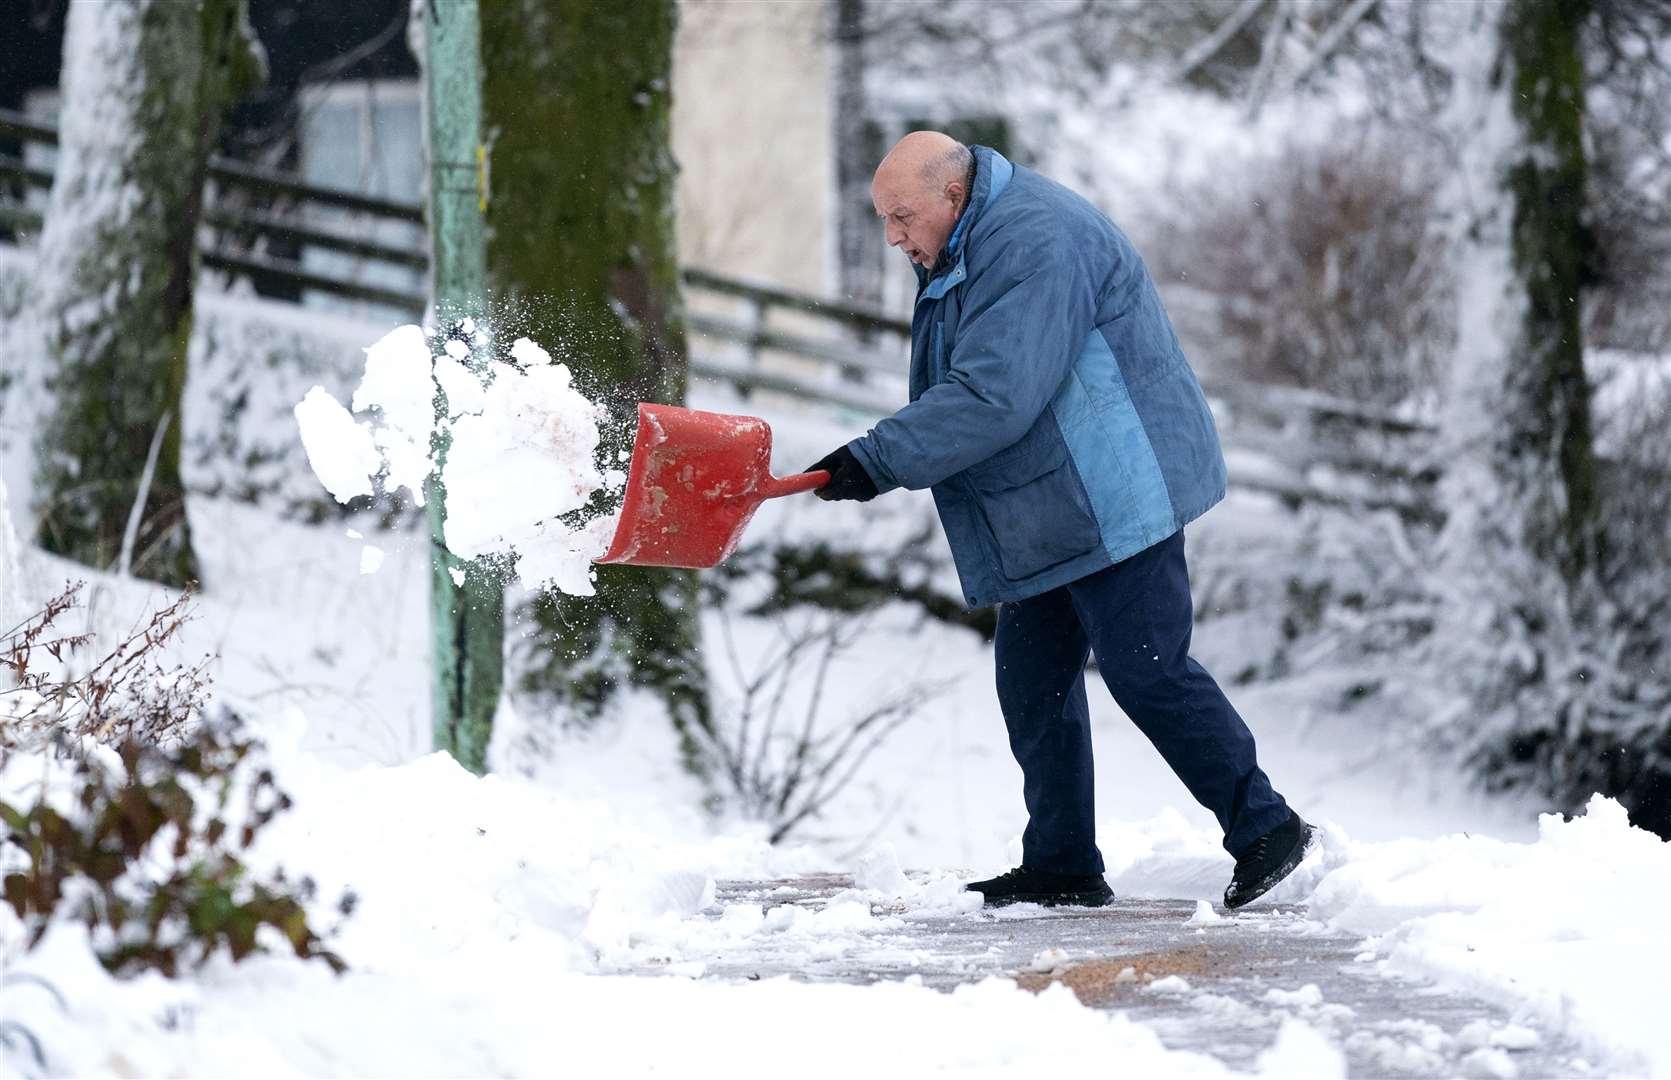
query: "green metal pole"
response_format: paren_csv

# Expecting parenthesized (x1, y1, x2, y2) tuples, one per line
(423, 0, 502, 774)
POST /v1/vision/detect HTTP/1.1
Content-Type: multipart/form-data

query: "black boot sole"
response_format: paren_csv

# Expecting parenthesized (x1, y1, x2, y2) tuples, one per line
(978, 886, 1115, 909)
(1224, 824, 1316, 910)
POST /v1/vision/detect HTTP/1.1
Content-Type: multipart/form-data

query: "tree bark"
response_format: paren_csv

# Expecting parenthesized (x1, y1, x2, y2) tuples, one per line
(32, 0, 262, 587)
(1434, 0, 1602, 740)
(1440, 0, 1598, 589)
(480, 0, 711, 763)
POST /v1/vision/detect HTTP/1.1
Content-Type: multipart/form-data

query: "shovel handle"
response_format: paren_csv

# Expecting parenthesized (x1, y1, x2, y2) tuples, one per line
(764, 470, 831, 499)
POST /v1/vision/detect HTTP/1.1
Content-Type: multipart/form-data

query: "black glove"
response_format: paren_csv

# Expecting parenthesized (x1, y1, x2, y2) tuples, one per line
(805, 445, 879, 502)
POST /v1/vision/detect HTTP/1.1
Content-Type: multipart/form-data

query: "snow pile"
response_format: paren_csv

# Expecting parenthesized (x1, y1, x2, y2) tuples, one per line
(1098, 806, 1237, 901)
(1255, 1020, 1348, 1078)
(847, 842, 983, 915)
(292, 324, 621, 595)
(1185, 899, 1224, 926)
(1310, 795, 1671, 1076)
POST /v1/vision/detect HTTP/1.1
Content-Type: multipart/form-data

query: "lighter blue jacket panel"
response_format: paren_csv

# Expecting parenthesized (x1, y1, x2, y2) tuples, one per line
(848, 148, 1226, 607)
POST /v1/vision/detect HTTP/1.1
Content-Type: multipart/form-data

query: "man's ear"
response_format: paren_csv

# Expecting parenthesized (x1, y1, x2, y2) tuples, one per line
(944, 179, 965, 206)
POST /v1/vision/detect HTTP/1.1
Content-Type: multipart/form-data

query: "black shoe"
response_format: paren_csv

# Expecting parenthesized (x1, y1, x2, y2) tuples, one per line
(1224, 810, 1315, 910)
(964, 866, 1114, 908)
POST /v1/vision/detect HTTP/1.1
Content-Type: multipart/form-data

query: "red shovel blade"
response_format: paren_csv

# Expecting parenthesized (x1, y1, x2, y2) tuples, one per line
(594, 403, 829, 569)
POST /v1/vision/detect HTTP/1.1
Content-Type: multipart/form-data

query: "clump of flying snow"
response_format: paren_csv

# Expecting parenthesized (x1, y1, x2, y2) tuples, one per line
(352, 325, 437, 505)
(293, 387, 381, 503)
(293, 325, 620, 595)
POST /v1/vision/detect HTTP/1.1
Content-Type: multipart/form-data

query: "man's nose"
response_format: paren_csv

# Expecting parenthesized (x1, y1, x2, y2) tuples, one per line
(884, 221, 904, 247)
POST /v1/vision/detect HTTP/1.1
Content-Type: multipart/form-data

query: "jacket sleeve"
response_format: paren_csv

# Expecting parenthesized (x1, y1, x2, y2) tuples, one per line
(849, 218, 1100, 494)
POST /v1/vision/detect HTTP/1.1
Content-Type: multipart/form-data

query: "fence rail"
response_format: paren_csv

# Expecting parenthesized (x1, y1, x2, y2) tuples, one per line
(0, 107, 1437, 521)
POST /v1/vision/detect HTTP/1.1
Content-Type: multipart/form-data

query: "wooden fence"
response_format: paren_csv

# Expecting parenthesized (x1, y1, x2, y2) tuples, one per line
(0, 107, 1436, 521)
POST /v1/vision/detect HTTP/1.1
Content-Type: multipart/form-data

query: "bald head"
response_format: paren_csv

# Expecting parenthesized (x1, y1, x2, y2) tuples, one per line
(871, 131, 973, 268)
(875, 130, 972, 191)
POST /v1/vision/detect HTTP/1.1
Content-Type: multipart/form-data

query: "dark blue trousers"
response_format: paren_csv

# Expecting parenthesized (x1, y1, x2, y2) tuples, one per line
(994, 529, 1290, 875)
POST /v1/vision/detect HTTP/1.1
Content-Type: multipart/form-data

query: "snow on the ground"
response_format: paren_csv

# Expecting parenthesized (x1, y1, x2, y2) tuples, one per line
(1309, 796, 1671, 1077)
(2, 325, 1665, 1076)
(0, 707, 1332, 1080)
(3, 674, 1662, 1076)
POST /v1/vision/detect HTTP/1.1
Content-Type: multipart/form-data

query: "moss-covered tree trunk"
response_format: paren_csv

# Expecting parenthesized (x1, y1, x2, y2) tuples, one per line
(32, 0, 262, 586)
(481, 0, 711, 762)
(1440, 0, 1598, 598)
(1436, 0, 1602, 757)
(1450, 0, 1598, 578)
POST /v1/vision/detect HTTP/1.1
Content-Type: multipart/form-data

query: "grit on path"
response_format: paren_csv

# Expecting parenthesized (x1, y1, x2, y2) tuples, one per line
(617, 874, 1594, 1079)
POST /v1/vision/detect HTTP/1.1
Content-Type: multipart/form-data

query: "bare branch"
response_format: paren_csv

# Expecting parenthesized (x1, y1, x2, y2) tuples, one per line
(1245, 0, 1294, 112)
(1279, 0, 1382, 95)
(1168, 0, 1270, 84)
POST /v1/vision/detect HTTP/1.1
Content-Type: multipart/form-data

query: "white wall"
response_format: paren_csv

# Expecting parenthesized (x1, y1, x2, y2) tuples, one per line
(672, 0, 834, 296)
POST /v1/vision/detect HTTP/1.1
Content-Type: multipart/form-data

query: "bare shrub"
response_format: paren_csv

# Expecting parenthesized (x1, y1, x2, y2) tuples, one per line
(0, 586, 352, 983)
(1, 582, 209, 748)
(704, 612, 947, 843)
(1155, 132, 1451, 405)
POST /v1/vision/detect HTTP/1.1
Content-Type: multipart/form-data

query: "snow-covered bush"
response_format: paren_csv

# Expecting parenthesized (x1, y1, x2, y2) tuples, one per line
(0, 724, 349, 978)
(1459, 370, 1671, 837)
(1255, 485, 1671, 840)
(0, 588, 349, 979)
(1150, 131, 1451, 405)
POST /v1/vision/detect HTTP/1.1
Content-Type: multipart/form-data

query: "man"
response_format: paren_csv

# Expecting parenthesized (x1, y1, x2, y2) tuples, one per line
(807, 131, 1313, 911)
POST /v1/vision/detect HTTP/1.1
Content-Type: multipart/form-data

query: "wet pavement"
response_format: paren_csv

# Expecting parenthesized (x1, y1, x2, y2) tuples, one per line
(619, 873, 1602, 1079)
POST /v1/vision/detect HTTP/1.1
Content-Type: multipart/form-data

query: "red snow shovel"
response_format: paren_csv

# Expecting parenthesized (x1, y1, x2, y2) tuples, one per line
(594, 403, 830, 569)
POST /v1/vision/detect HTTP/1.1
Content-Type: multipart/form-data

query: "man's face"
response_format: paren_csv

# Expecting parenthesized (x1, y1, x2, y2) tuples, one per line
(872, 173, 963, 268)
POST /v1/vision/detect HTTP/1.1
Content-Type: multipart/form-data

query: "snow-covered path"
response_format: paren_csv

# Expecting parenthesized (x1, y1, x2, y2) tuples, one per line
(622, 874, 1587, 1078)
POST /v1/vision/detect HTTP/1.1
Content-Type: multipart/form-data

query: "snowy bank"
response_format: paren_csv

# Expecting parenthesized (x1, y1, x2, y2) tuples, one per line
(1310, 796, 1671, 1076)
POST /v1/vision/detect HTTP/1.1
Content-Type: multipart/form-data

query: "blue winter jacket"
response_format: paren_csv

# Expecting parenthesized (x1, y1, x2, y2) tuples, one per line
(848, 147, 1226, 608)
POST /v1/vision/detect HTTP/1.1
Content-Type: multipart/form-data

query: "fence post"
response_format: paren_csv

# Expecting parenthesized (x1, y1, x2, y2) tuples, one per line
(735, 292, 767, 399)
(423, 0, 502, 775)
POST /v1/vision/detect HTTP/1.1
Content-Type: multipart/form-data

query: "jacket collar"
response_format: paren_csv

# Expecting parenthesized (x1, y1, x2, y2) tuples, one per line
(917, 146, 1014, 302)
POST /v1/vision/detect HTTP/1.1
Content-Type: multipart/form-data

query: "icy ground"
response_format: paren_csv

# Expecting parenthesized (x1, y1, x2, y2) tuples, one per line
(2, 337, 1669, 1076)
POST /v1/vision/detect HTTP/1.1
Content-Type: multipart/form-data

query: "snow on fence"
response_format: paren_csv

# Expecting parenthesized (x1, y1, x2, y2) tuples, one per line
(0, 107, 1436, 523)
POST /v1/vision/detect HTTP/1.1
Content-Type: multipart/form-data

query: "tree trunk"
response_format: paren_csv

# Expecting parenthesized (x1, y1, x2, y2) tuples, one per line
(0, 473, 22, 634)
(1436, 0, 1600, 723)
(32, 0, 262, 587)
(833, 0, 883, 310)
(480, 0, 712, 764)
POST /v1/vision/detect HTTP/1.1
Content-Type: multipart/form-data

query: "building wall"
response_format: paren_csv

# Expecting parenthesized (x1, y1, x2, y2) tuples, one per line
(672, 0, 834, 296)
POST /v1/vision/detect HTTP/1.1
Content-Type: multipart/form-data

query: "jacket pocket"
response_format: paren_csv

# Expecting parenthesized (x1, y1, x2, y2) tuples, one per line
(967, 421, 1103, 580)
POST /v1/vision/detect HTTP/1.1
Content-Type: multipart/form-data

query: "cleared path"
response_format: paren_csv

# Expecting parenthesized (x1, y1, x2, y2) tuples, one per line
(620, 873, 1598, 1079)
